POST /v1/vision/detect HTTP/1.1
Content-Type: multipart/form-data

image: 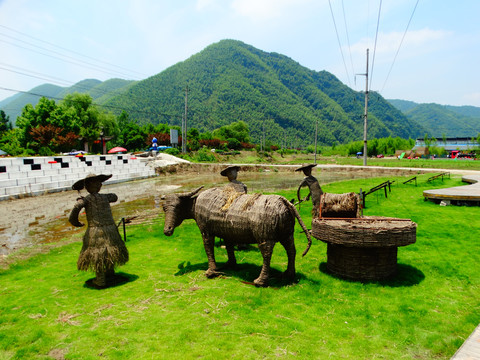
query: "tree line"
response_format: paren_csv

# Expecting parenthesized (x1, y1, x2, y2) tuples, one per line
(0, 93, 256, 156)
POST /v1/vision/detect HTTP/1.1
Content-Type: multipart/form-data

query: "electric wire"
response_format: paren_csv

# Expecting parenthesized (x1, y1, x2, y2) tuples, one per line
(328, 0, 352, 87)
(0, 24, 147, 78)
(0, 86, 181, 121)
(0, 66, 73, 88)
(0, 62, 133, 99)
(341, 0, 356, 89)
(369, 0, 382, 90)
(380, 0, 420, 93)
(0, 65, 136, 115)
(0, 38, 137, 80)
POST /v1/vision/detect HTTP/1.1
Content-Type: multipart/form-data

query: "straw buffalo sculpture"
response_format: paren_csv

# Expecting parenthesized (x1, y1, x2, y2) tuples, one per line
(162, 186, 312, 287)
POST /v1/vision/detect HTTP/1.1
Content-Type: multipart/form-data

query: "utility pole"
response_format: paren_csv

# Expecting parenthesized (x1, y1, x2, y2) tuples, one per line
(363, 49, 369, 166)
(183, 85, 189, 153)
(314, 118, 318, 164)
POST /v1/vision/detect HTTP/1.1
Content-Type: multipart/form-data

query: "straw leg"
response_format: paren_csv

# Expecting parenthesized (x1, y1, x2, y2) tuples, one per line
(255, 241, 274, 287)
(203, 234, 220, 278)
(106, 263, 115, 280)
(93, 270, 107, 288)
(224, 242, 237, 269)
(280, 235, 296, 280)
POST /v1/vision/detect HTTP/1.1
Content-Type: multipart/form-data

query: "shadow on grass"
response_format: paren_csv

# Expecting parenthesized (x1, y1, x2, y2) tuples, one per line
(318, 262, 425, 287)
(175, 260, 308, 288)
(83, 272, 139, 290)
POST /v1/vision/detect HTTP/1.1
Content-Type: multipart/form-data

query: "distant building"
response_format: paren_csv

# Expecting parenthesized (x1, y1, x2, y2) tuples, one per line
(414, 137, 477, 151)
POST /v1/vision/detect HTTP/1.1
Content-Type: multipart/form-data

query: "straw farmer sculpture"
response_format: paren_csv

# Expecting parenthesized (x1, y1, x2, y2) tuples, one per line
(69, 174, 129, 288)
(162, 186, 312, 287)
(221, 165, 247, 194)
(296, 164, 323, 218)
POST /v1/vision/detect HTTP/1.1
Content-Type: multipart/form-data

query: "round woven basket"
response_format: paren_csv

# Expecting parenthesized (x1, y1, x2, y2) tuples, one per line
(312, 216, 417, 280)
(326, 244, 398, 280)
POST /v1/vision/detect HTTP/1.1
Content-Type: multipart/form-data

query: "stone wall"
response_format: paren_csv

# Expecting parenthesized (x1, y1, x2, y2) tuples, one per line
(0, 154, 156, 201)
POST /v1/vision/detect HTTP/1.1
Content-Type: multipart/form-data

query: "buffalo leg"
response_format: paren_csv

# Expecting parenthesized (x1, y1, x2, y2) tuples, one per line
(203, 234, 220, 278)
(280, 235, 296, 280)
(224, 242, 237, 269)
(255, 241, 274, 287)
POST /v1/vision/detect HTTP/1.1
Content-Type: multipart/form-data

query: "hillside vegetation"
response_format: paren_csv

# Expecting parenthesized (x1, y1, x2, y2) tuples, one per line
(5, 39, 480, 144)
(103, 39, 421, 146)
(0, 79, 134, 126)
(389, 99, 480, 138)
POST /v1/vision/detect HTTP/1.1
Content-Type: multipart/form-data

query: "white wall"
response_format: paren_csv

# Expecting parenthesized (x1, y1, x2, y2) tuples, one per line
(0, 154, 156, 201)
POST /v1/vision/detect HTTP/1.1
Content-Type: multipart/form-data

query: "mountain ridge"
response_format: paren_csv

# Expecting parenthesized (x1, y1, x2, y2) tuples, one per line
(3, 39, 478, 143)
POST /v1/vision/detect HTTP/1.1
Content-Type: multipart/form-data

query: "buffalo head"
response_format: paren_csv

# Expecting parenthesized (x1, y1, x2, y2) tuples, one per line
(163, 186, 203, 236)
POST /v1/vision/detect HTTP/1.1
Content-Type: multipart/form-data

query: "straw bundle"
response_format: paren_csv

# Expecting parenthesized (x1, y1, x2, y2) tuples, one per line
(320, 192, 361, 218)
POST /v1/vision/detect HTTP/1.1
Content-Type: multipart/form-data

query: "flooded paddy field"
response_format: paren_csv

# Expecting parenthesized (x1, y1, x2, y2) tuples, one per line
(0, 164, 399, 263)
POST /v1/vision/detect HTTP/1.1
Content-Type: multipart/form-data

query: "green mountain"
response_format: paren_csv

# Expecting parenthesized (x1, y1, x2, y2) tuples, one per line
(389, 99, 480, 138)
(0, 79, 134, 127)
(103, 39, 420, 145)
(0, 84, 64, 126)
(1, 39, 421, 145)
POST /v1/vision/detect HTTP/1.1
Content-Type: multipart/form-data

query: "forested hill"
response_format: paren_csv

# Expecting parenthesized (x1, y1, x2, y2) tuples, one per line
(103, 39, 421, 145)
(389, 99, 480, 138)
(0, 78, 135, 126)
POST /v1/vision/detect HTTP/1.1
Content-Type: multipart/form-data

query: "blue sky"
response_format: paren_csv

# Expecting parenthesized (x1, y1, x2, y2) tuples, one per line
(0, 0, 479, 107)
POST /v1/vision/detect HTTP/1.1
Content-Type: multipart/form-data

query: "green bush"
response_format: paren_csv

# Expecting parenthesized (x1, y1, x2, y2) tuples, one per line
(164, 147, 180, 156)
(193, 147, 216, 162)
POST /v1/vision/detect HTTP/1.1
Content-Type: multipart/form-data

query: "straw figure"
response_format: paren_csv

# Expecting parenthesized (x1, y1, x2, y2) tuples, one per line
(296, 164, 323, 218)
(162, 186, 312, 287)
(220, 165, 247, 194)
(69, 174, 129, 288)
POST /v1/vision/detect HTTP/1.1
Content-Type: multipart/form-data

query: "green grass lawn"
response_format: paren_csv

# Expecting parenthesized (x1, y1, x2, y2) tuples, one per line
(1, 174, 479, 359)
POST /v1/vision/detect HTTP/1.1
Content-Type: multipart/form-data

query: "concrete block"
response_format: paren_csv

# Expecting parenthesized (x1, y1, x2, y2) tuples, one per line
(10, 158, 26, 166)
(58, 180, 74, 188)
(16, 177, 32, 186)
(35, 175, 53, 184)
(42, 182, 57, 191)
(43, 169, 59, 177)
(0, 179, 17, 188)
(27, 170, 45, 177)
(35, 158, 49, 165)
(7, 172, 23, 180)
(29, 183, 45, 192)
(0, 159, 14, 166)
(5, 185, 25, 196)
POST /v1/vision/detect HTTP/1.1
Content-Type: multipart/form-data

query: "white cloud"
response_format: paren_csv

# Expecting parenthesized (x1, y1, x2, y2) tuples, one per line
(350, 28, 452, 58)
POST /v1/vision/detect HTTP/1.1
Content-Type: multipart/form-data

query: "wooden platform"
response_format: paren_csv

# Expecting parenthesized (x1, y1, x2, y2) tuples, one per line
(423, 175, 480, 204)
(451, 323, 480, 359)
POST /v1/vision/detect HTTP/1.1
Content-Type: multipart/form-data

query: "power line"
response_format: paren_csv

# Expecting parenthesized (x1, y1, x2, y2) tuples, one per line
(380, 0, 420, 93)
(328, 0, 352, 87)
(0, 65, 73, 87)
(0, 24, 147, 79)
(0, 37, 138, 80)
(0, 86, 180, 121)
(369, 0, 382, 90)
(341, 0, 356, 88)
(0, 62, 138, 100)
